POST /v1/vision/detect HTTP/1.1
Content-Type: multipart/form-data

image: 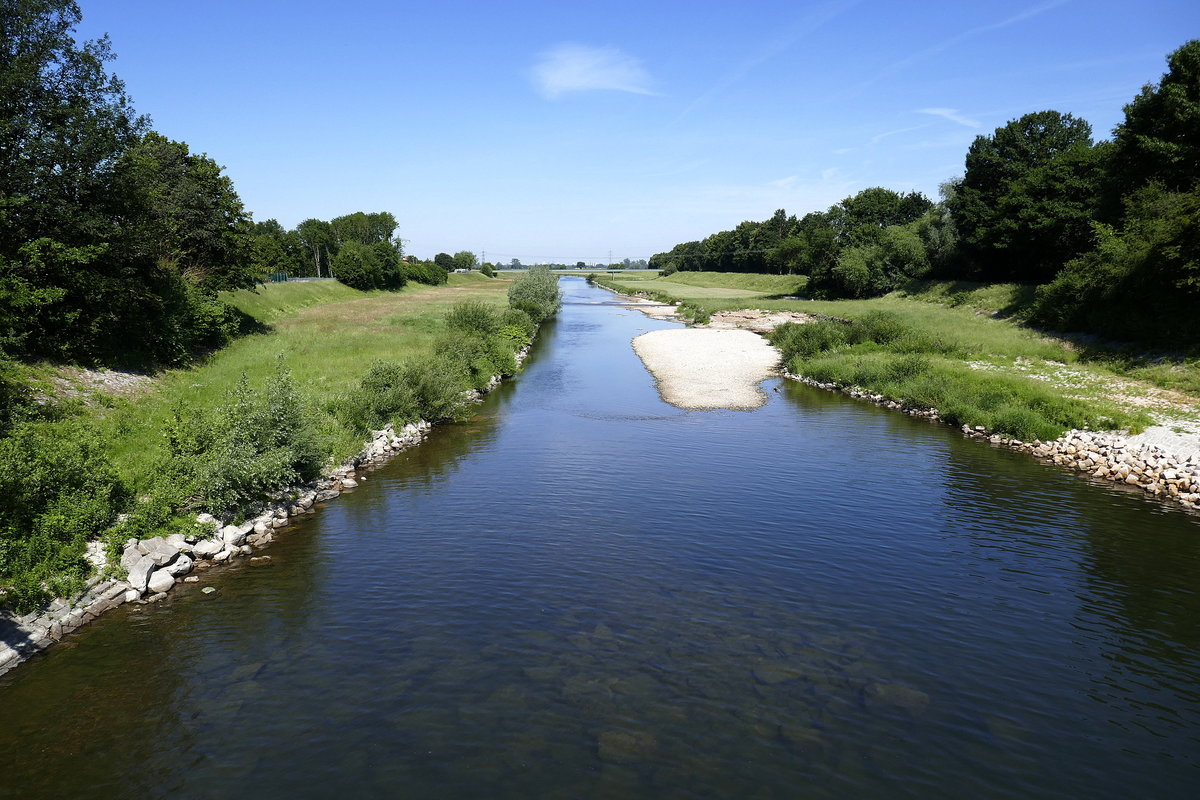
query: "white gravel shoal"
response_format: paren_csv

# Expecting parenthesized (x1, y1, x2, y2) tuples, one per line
(632, 329, 780, 410)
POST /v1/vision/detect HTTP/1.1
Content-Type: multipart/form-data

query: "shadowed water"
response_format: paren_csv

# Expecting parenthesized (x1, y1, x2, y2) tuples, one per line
(2, 277, 1200, 798)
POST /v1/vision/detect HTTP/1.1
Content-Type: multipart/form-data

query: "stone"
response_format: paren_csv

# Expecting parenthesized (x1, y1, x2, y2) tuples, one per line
(124, 589, 142, 603)
(165, 533, 189, 552)
(248, 556, 272, 566)
(183, 576, 200, 583)
(221, 525, 248, 547)
(314, 489, 340, 503)
(196, 512, 219, 528)
(141, 537, 181, 567)
(126, 554, 158, 591)
(342, 478, 359, 489)
(240, 545, 253, 555)
(213, 548, 232, 563)
(597, 730, 656, 764)
(253, 519, 272, 535)
(164, 553, 194, 577)
(862, 681, 930, 715)
(147, 569, 175, 594)
(201, 586, 217, 595)
(120, 544, 143, 572)
(192, 538, 223, 558)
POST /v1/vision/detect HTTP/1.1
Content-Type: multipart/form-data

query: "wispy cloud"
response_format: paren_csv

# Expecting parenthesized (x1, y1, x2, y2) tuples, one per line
(916, 108, 981, 128)
(859, 0, 1071, 89)
(677, 0, 864, 119)
(531, 43, 654, 99)
(869, 123, 930, 145)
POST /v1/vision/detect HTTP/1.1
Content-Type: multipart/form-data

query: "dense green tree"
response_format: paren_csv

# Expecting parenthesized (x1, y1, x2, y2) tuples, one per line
(1109, 39, 1200, 196)
(330, 211, 398, 247)
(949, 110, 1099, 281)
(452, 250, 478, 271)
(0, 0, 145, 253)
(434, 252, 454, 271)
(296, 218, 335, 278)
(112, 132, 255, 290)
(830, 188, 931, 246)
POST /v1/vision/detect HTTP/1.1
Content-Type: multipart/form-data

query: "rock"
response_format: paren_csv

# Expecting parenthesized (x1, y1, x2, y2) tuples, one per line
(126, 554, 158, 591)
(183, 576, 199, 583)
(597, 730, 656, 764)
(752, 660, 809, 685)
(253, 519, 272, 535)
(164, 553, 194, 577)
(192, 538, 223, 558)
(248, 556, 272, 566)
(120, 544, 143, 572)
(140, 537, 181, 566)
(146, 569, 175, 594)
(221, 524, 248, 547)
(124, 589, 142, 603)
(314, 489, 340, 503)
(342, 478, 358, 489)
(240, 545, 253, 555)
(862, 681, 930, 715)
(213, 548, 232, 563)
(201, 586, 217, 595)
(165, 533, 189, 552)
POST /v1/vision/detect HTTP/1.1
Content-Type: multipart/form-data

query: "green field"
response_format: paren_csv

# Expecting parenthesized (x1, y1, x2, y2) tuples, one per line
(99, 273, 512, 486)
(597, 272, 1198, 434)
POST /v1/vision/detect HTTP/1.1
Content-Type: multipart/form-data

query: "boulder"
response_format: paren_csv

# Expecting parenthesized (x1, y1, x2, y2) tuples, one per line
(120, 544, 143, 572)
(126, 554, 158, 592)
(139, 537, 180, 567)
(192, 538, 223, 558)
(165, 533, 190, 552)
(221, 525, 248, 548)
(164, 553, 194, 577)
(146, 569, 175, 594)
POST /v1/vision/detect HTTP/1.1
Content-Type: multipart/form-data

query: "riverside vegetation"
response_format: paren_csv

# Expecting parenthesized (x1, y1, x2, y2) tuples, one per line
(0, 3, 566, 614)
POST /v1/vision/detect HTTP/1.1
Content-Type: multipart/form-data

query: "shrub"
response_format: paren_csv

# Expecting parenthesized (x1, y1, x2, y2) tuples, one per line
(768, 320, 850, 360)
(499, 308, 536, 344)
(155, 366, 323, 516)
(0, 419, 127, 611)
(402, 260, 448, 286)
(334, 356, 471, 432)
(446, 301, 502, 337)
(480, 263, 495, 278)
(435, 330, 516, 390)
(507, 266, 561, 322)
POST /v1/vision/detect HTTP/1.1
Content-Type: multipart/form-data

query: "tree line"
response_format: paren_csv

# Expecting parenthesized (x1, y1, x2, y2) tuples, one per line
(650, 40, 1199, 346)
(0, 2, 456, 369)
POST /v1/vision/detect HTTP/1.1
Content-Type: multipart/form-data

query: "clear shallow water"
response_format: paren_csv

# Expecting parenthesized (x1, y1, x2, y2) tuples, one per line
(3, 277, 1200, 798)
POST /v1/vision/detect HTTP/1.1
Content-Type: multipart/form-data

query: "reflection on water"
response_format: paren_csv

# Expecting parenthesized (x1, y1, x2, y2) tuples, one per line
(2, 277, 1199, 798)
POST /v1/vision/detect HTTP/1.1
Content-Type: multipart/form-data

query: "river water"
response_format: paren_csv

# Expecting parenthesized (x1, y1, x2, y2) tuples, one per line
(3, 277, 1200, 798)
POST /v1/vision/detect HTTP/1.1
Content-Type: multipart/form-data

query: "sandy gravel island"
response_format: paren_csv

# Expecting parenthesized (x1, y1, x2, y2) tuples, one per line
(632, 329, 781, 410)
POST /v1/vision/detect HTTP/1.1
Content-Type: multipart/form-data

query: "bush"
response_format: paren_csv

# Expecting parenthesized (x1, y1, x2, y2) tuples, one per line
(480, 263, 495, 278)
(446, 301, 502, 337)
(335, 356, 469, 432)
(768, 320, 850, 360)
(402, 259, 448, 286)
(333, 241, 406, 291)
(507, 266, 561, 322)
(0, 419, 127, 611)
(498, 308, 536, 345)
(435, 330, 516, 390)
(155, 365, 323, 516)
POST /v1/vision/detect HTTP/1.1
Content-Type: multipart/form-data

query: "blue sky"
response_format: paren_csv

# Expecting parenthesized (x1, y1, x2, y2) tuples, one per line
(77, 0, 1197, 264)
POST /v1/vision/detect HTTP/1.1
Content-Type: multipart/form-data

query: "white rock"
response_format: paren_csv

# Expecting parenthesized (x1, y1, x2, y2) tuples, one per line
(192, 538, 222, 558)
(139, 537, 180, 566)
(196, 513, 218, 528)
(126, 554, 157, 591)
(124, 589, 142, 603)
(147, 569, 175, 594)
(221, 525, 248, 547)
(164, 553, 194, 577)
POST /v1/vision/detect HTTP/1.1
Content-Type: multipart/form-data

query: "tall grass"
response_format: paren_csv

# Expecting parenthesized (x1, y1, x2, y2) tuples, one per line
(770, 313, 1146, 440)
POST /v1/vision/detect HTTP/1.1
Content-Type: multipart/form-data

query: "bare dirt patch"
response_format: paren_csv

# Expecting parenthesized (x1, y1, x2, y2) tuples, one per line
(698, 309, 817, 333)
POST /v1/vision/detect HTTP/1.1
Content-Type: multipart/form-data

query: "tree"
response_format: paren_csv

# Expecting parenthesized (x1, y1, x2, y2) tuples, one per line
(509, 258, 522, 268)
(296, 218, 334, 278)
(434, 252, 454, 272)
(330, 211, 398, 247)
(949, 110, 1099, 281)
(112, 132, 255, 290)
(830, 188, 932, 246)
(0, 0, 145, 253)
(452, 250, 477, 271)
(1109, 39, 1200, 196)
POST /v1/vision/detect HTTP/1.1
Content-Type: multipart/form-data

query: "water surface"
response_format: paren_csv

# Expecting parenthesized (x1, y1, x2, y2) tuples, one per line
(2, 277, 1199, 798)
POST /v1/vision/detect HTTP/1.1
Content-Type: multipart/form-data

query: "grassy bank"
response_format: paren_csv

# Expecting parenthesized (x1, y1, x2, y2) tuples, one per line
(1, 270, 561, 611)
(597, 272, 1197, 441)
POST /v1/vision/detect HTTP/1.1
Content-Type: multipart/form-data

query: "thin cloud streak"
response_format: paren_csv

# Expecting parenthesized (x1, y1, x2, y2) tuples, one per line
(676, 0, 864, 120)
(531, 43, 655, 99)
(858, 0, 1072, 90)
(916, 108, 981, 128)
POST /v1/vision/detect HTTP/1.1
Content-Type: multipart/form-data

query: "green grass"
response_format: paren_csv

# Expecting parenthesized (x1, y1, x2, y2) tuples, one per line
(97, 273, 513, 488)
(599, 271, 1190, 436)
(606, 271, 806, 298)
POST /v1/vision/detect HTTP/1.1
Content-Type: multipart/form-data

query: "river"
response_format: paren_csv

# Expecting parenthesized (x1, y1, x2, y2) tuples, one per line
(2, 277, 1199, 798)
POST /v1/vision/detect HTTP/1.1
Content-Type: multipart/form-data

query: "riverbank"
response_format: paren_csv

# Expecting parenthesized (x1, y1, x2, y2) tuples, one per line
(0, 271, 560, 676)
(605, 279, 1200, 515)
(631, 329, 779, 410)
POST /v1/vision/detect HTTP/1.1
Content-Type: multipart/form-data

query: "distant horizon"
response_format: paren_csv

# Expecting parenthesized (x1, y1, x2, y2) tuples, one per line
(77, 0, 1198, 263)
